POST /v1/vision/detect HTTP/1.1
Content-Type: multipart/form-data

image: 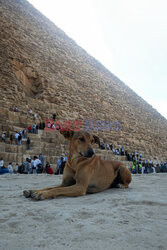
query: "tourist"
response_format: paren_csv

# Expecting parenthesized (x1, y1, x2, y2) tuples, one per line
(59, 156, 66, 174)
(55, 123, 61, 130)
(33, 156, 42, 174)
(109, 144, 113, 150)
(26, 137, 31, 150)
(22, 129, 26, 139)
(31, 158, 35, 173)
(42, 122, 45, 130)
(106, 144, 110, 150)
(100, 142, 105, 150)
(0, 158, 4, 170)
(1, 132, 6, 142)
(13, 106, 18, 112)
(36, 124, 39, 133)
(22, 158, 30, 174)
(34, 113, 37, 120)
(53, 113, 56, 121)
(64, 155, 67, 162)
(10, 133, 14, 144)
(14, 163, 19, 174)
(39, 153, 45, 169)
(8, 162, 13, 174)
(132, 162, 136, 174)
(45, 162, 53, 174)
(28, 126, 32, 133)
(138, 162, 142, 174)
(15, 132, 19, 145)
(56, 155, 64, 174)
(29, 109, 33, 115)
(18, 132, 22, 146)
(120, 146, 124, 156)
(136, 152, 139, 159)
(32, 123, 37, 134)
(51, 123, 56, 129)
(115, 149, 119, 155)
(47, 121, 51, 129)
(39, 122, 42, 130)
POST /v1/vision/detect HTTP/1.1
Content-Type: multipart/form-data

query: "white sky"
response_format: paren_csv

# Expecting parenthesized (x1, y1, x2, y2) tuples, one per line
(28, 0, 167, 119)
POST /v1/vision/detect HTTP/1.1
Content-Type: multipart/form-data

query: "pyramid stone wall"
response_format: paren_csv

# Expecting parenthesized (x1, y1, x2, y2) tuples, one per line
(0, 0, 167, 161)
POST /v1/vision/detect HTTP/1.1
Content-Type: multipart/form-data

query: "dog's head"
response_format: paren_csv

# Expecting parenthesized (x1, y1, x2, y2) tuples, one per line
(60, 131, 100, 158)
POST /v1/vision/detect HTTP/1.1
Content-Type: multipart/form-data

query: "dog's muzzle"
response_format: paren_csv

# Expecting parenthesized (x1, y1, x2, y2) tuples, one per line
(85, 148, 94, 158)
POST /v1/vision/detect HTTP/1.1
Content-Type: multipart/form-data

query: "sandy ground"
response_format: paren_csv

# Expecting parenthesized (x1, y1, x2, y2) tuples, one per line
(0, 174, 167, 250)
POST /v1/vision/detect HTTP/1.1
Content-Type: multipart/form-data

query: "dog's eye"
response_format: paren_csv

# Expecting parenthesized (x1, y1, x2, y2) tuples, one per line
(79, 137, 85, 142)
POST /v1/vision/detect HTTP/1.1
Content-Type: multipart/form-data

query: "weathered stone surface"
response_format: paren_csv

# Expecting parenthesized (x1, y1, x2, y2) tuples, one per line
(0, 0, 167, 162)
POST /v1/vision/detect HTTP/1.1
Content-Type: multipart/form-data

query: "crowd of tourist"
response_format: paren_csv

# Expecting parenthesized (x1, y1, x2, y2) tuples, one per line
(0, 153, 68, 175)
(0, 107, 166, 176)
(99, 141, 167, 174)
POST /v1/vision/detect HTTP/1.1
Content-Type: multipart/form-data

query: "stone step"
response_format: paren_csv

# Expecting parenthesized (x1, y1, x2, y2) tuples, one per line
(0, 152, 23, 163)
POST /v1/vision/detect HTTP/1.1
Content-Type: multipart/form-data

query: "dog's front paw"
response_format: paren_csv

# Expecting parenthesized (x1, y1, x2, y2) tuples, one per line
(23, 190, 31, 198)
(31, 191, 44, 201)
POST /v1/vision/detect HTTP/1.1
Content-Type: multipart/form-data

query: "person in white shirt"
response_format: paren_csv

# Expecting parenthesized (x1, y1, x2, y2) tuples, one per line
(1, 132, 6, 142)
(33, 156, 42, 173)
(14, 163, 19, 174)
(15, 132, 19, 144)
(0, 158, 4, 170)
(8, 163, 13, 174)
(34, 158, 42, 169)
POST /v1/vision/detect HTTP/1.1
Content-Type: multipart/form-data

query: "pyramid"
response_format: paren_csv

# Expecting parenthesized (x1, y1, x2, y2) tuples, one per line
(0, 0, 167, 161)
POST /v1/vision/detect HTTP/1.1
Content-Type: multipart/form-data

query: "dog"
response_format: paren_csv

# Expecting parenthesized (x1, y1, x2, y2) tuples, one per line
(23, 131, 131, 200)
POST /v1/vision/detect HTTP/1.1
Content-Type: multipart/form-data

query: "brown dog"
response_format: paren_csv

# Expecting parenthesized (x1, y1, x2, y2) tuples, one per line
(23, 131, 131, 200)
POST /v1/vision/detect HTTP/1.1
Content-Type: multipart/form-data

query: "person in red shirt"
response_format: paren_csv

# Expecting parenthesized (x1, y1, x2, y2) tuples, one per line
(45, 162, 53, 174)
(28, 126, 32, 133)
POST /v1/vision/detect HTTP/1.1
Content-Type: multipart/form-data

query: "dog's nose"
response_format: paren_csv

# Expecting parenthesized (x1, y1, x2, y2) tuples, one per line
(86, 148, 94, 158)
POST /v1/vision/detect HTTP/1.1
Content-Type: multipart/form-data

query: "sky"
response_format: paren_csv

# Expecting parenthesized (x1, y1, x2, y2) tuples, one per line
(28, 0, 167, 119)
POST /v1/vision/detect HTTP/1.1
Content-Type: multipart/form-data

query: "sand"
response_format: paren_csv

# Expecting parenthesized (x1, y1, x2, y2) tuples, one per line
(0, 174, 167, 250)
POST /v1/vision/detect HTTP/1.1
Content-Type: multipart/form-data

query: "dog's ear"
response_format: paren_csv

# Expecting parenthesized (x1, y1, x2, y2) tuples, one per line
(93, 135, 100, 146)
(60, 130, 74, 140)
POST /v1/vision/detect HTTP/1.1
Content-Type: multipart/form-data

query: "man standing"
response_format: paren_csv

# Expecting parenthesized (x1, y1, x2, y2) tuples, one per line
(39, 153, 45, 169)
(15, 132, 19, 145)
(32, 123, 37, 134)
(1, 132, 6, 142)
(22, 158, 30, 174)
(53, 113, 56, 121)
(10, 133, 14, 144)
(26, 137, 31, 150)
